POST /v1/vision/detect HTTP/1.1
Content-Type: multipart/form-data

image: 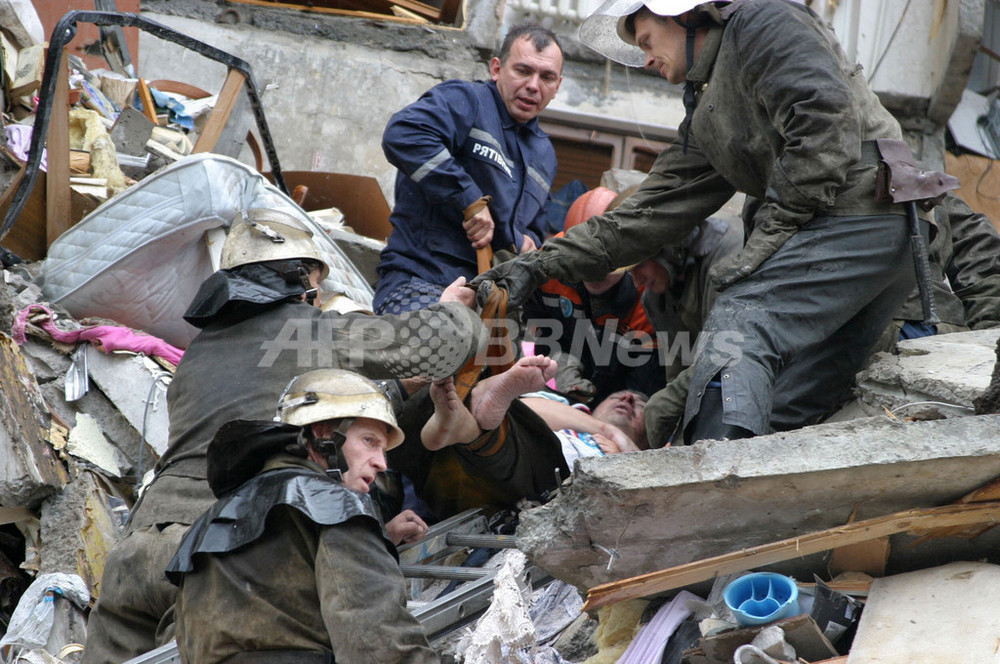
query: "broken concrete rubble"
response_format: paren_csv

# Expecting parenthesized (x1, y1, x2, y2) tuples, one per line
(37, 470, 123, 599)
(517, 412, 1000, 592)
(852, 329, 998, 419)
(0, 333, 69, 507)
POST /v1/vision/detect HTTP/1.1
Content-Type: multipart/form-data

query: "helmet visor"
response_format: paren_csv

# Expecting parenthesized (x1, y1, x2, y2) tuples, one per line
(579, 0, 724, 67)
(578, 0, 647, 67)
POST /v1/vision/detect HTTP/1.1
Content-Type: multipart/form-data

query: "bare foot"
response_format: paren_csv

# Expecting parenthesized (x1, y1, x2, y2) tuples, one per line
(471, 355, 558, 431)
(421, 377, 482, 450)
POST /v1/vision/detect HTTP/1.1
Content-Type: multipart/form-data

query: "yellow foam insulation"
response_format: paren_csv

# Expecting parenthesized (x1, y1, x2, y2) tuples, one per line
(583, 599, 649, 664)
(68, 110, 128, 193)
(90, 135, 129, 193)
(68, 109, 105, 152)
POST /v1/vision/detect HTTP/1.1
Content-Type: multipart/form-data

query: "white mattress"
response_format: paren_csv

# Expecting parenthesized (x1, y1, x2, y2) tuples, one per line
(41, 154, 374, 348)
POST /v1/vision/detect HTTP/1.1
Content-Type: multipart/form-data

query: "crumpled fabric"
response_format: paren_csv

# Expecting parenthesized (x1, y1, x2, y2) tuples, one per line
(618, 590, 704, 664)
(460, 550, 536, 664)
(12, 303, 184, 365)
(4, 124, 46, 170)
(644, 366, 694, 448)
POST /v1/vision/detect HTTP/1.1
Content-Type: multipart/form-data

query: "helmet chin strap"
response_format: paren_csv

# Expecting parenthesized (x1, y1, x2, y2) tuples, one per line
(673, 15, 699, 154)
(306, 418, 355, 480)
(268, 260, 319, 305)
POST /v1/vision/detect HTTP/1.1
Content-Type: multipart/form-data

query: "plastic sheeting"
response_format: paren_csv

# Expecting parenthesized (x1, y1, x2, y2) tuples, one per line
(0, 573, 89, 657)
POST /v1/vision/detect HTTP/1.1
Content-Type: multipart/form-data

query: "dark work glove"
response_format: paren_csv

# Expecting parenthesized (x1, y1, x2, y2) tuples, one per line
(469, 251, 549, 309)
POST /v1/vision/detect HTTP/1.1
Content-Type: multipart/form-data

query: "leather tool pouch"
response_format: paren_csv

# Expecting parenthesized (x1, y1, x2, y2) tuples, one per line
(873, 139, 960, 210)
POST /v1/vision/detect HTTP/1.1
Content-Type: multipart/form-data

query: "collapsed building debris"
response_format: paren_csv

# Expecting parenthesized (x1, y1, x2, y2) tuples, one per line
(0, 2, 999, 663)
(517, 405, 1000, 593)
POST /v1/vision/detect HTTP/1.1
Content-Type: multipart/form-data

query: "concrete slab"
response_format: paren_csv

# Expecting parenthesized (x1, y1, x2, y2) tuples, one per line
(847, 561, 1000, 664)
(516, 414, 1000, 591)
(0, 334, 69, 507)
(854, 329, 998, 419)
(83, 346, 171, 456)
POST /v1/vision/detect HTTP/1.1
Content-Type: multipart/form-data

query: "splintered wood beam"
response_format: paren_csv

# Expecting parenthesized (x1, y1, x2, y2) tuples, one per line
(909, 474, 1000, 543)
(582, 501, 1000, 612)
(193, 69, 246, 155)
(957, 475, 1000, 504)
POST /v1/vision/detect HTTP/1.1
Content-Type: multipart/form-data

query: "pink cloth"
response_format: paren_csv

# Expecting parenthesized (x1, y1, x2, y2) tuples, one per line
(13, 304, 184, 365)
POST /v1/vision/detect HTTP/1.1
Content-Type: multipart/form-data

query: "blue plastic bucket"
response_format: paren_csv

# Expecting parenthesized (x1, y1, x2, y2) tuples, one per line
(723, 572, 799, 627)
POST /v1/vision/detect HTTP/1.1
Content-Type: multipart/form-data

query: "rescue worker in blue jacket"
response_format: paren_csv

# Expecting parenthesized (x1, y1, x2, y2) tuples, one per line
(374, 24, 564, 314)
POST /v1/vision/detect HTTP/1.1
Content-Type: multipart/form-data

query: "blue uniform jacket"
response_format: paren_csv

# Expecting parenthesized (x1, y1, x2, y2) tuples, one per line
(374, 79, 556, 310)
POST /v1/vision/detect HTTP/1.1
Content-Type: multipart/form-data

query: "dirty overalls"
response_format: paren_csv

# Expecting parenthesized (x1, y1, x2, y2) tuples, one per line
(167, 422, 438, 664)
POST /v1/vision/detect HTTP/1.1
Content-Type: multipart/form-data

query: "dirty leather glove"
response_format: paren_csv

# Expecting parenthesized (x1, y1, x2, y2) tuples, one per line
(469, 250, 549, 309)
(708, 201, 811, 291)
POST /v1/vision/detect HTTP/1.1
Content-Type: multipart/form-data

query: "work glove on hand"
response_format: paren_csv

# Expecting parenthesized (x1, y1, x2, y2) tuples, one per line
(469, 250, 549, 309)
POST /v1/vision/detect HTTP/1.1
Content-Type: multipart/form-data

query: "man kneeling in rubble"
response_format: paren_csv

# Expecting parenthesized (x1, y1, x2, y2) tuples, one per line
(83, 209, 484, 663)
(166, 369, 439, 664)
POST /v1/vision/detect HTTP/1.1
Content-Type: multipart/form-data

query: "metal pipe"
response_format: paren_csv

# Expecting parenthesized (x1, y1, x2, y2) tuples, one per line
(400, 565, 493, 581)
(445, 533, 521, 549)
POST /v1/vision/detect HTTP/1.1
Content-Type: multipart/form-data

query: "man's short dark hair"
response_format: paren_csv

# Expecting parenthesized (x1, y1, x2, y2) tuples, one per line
(498, 24, 563, 64)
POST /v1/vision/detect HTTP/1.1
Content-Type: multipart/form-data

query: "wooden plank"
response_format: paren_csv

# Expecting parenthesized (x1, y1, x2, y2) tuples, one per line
(438, 0, 462, 26)
(146, 79, 211, 100)
(828, 537, 889, 577)
(957, 475, 1000, 503)
(0, 506, 35, 526)
(0, 169, 97, 261)
(46, 52, 72, 249)
(582, 501, 1000, 612)
(908, 474, 1000, 543)
(136, 78, 159, 125)
(193, 69, 245, 154)
(700, 614, 837, 663)
(829, 505, 888, 576)
(0, 334, 70, 498)
(945, 152, 1000, 234)
(267, 171, 393, 241)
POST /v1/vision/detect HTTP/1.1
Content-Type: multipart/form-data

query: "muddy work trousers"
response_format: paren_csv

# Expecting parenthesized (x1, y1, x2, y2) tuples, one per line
(681, 213, 919, 440)
(82, 523, 187, 664)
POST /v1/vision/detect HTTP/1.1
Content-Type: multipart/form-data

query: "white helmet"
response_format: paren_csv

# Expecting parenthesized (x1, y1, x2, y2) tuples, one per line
(578, 0, 729, 66)
(221, 208, 330, 281)
(277, 369, 405, 450)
